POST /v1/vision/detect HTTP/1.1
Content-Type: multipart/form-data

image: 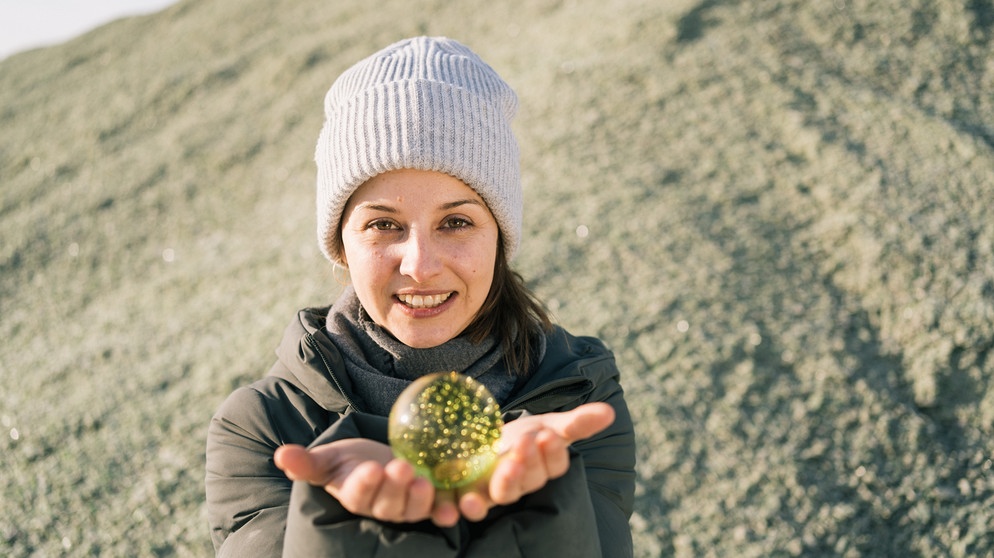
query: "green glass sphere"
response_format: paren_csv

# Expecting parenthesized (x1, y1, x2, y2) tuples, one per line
(388, 371, 503, 489)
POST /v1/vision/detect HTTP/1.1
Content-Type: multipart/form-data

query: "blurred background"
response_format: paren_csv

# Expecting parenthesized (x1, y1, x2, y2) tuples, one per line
(1, 0, 992, 556)
(0, 0, 177, 59)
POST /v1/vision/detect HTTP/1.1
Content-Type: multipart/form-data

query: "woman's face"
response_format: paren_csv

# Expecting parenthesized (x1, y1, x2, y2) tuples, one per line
(340, 169, 499, 348)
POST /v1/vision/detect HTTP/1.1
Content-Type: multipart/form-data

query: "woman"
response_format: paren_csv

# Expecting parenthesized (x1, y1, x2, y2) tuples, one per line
(205, 36, 636, 557)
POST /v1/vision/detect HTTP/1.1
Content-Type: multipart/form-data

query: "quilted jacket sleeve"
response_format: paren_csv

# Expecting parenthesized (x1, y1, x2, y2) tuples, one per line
(205, 378, 328, 557)
(574, 369, 637, 558)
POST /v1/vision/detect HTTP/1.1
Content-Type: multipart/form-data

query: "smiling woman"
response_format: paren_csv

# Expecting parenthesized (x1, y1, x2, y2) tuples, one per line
(205, 36, 637, 557)
(340, 170, 500, 350)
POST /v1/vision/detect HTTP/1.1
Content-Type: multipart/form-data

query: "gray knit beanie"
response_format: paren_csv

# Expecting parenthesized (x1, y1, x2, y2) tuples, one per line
(315, 36, 521, 263)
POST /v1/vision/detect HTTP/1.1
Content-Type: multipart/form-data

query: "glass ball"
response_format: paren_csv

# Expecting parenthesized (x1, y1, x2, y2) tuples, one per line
(388, 371, 503, 489)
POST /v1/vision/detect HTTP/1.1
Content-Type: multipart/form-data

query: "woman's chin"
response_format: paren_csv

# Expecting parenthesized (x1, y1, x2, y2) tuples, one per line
(393, 331, 454, 349)
(385, 320, 464, 349)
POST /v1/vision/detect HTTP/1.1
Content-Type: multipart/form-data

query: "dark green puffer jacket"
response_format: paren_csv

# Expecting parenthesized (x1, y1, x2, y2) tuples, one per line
(206, 307, 636, 557)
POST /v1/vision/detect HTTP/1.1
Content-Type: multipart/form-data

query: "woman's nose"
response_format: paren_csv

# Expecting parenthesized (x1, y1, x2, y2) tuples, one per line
(398, 231, 442, 282)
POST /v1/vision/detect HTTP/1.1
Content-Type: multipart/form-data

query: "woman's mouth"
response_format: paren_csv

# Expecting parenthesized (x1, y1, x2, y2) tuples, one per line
(397, 292, 453, 309)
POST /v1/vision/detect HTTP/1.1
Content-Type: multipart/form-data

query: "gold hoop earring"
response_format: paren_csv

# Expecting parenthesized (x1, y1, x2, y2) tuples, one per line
(332, 262, 350, 286)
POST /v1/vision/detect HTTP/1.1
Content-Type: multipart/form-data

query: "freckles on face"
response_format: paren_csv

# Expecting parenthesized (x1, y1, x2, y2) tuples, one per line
(339, 169, 499, 348)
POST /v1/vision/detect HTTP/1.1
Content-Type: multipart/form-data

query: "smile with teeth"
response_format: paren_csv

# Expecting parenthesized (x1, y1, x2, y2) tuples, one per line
(398, 292, 452, 309)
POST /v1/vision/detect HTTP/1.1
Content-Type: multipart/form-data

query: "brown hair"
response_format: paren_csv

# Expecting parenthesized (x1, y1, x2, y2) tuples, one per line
(462, 237, 553, 376)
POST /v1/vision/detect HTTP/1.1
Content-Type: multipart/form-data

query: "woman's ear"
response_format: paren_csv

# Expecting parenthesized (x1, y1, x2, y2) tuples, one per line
(333, 261, 350, 286)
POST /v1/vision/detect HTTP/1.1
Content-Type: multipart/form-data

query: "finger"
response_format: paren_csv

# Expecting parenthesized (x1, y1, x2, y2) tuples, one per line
(370, 459, 416, 522)
(457, 490, 491, 522)
(535, 428, 570, 479)
(431, 490, 460, 528)
(489, 457, 525, 505)
(405, 476, 435, 522)
(334, 460, 384, 515)
(488, 432, 534, 505)
(513, 432, 547, 495)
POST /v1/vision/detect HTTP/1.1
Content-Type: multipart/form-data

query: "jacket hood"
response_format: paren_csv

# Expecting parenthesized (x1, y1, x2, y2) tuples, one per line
(505, 326, 620, 413)
(269, 307, 357, 413)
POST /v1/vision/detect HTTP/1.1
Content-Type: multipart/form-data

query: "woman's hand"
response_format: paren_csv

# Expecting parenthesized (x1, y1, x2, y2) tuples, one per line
(452, 401, 616, 521)
(273, 401, 615, 527)
(274, 439, 444, 524)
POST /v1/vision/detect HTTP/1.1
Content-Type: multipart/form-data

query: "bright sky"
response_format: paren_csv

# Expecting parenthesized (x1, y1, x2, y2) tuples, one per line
(0, 0, 178, 60)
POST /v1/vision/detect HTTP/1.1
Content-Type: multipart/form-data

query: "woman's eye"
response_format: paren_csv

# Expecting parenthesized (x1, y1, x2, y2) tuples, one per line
(369, 219, 399, 231)
(443, 217, 471, 229)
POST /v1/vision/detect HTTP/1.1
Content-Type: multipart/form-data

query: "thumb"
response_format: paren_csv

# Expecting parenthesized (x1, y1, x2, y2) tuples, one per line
(274, 444, 322, 484)
(545, 402, 616, 443)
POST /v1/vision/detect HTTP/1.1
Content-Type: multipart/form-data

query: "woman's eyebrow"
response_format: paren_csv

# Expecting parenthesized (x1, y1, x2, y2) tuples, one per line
(352, 199, 483, 213)
(353, 202, 398, 213)
(440, 199, 485, 210)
